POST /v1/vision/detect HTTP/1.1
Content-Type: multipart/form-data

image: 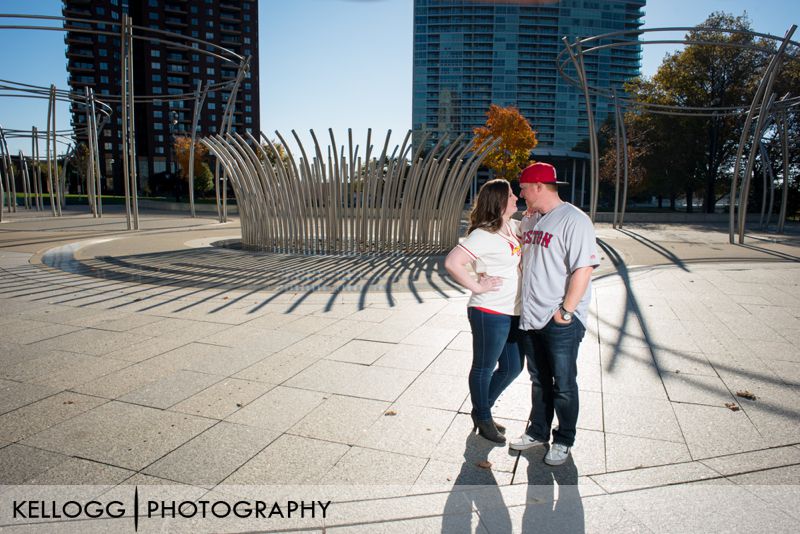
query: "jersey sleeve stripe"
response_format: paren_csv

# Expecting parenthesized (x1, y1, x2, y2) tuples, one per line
(456, 243, 477, 260)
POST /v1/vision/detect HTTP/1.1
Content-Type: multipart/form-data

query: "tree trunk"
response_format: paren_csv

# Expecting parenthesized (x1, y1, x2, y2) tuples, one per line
(686, 188, 694, 213)
(704, 116, 718, 213)
(670, 192, 677, 211)
(658, 195, 663, 209)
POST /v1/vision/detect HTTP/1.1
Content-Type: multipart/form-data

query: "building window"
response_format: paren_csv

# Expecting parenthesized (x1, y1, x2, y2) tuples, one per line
(148, 12, 159, 20)
(99, 49, 108, 56)
(152, 74, 161, 82)
(153, 110, 163, 118)
(206, 67, 215, 75)
(99, 62, 108, 70)
(154, 123, 163, 130)
(104, 142, 112, 150)
(151, 62, 160, 69)
(151, 49, 160, 57)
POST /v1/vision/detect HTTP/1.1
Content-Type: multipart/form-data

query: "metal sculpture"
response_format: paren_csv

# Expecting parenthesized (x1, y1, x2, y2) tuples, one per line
(558, 26, 799, 242)
(201, 129, 499, 255)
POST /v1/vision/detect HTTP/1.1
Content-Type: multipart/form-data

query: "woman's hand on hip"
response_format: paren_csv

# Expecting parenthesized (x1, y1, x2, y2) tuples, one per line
(474, 275, 503, 294)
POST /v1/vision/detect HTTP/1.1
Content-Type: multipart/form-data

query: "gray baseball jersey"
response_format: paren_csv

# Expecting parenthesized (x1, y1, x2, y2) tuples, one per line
(519, 202, 599, 329)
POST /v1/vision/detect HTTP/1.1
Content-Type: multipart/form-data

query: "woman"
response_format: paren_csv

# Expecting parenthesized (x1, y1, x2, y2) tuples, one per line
(444, 179, 524, 444)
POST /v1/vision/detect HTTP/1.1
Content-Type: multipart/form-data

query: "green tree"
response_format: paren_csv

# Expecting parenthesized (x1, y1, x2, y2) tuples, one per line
(627, 12, 775, 212)
(472, 104, 538, 181)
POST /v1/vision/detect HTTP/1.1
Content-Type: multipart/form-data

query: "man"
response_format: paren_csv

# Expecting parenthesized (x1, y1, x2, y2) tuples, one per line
(509, 162, 599, 466)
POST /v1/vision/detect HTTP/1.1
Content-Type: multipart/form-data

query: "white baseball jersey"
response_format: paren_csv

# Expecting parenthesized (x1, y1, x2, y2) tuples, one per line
(456, 220, 522, 315)
(519, 203, 599, 329)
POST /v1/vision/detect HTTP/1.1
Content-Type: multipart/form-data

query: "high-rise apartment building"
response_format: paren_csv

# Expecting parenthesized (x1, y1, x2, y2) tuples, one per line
(412, 0, 644, 160)
(63, 0, 259, 193)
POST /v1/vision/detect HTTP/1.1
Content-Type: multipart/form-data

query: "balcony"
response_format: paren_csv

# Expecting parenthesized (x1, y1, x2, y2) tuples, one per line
(164, 4, 188, 15)
(64, 34, 93, 45)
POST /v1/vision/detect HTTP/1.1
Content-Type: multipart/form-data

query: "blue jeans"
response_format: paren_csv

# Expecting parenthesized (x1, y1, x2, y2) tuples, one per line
(467, 308, 524, 421)
(521, 317, 586, 447)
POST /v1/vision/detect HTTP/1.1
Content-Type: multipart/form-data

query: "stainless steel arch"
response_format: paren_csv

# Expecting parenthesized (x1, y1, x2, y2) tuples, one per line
(200, 130, 499, 255)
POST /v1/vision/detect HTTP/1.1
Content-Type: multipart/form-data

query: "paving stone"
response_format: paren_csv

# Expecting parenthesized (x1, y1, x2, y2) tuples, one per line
(151, 342, 269, 376)
(400, 325, 459, 352)
(285, 359, 419, 402)
(328, 513, 486, 534)
(701, 445, 800, 476)
(0, 340, 43, 367)
(87, 313, 163, 332)
(2, 319, 82, 344)
(315, 319, 373, 339)
(662, 372, 736, 406)
(603, 393, 684, 443)
(26, 457, 134, 485)
(0, 391, 108, 442)
(127, 318, 231, 342)
(605, 433, 692, 472)
(278, 333, 351, 357)
(225, 385, 327, 432)
(321, 446, 427, 486)
(577, 390, 603, 432)
(373, 344, 442, 372)
(290, 395, 389, 445)
(170, 378, 274, 420)
(727, 465, 800, 519)
(325, 339, 393, 365)
(2, 350, 129, 390)
(613, 480, 798, 533)
(356, 322, 417, 343)
(101, 336, 191, 363)
(413, 459, 514, 489)
(396, 371, 469, 411)
(199, 324, 306, 351)
(672, 403, 764, 459)
(143, 421, 277, 487)
(354, 401, 454, 456)
(325, 491, 472, 528)
(431, 414, 519, 473)
(233, 348, 322, 385)
(0, 444, 68, 484)
(71, 357, 184, 399)
(28, 328, 146, 357)
(591, 461, 721, 493)
(0, 379, 59, 416)
(601, 345, 667, 399)
(426, 349, 472, 377)
(447, 331, 472, 352)
(222, 434, 349, 485)
(490, 382, 531, 423)
(22, 401, 215, 471)
(653, 349, 718, 376)
(118, 370, 222, 409)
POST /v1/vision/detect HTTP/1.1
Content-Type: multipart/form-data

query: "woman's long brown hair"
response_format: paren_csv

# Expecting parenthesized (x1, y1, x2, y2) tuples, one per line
(467, 179, 510, 235)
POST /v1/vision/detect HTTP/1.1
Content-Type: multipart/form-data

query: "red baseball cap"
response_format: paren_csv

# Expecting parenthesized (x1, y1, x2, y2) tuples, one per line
(519, 162, 569, 185)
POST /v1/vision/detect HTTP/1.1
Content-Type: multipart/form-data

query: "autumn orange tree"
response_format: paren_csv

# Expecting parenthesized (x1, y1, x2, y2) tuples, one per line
(173, 136, 207, 178)
(472, 104, 538, 181)
(173, 136, 213, 194)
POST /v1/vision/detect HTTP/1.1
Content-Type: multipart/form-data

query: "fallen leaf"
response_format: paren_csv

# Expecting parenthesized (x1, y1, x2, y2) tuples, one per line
(675, 369, 681, 374)
(477, 461, 492, 469)
(235, 403, 243, 408)
(724, 402, 740, 411)
(62, 400, 74, 405)
(384, 410, 397, 416)
(736, 390, 757, 401)
(223, 296, 229, 300)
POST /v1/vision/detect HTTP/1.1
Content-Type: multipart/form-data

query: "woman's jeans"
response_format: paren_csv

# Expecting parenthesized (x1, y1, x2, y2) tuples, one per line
(520, 316, 586, 447)
(467, 307, 524, 421)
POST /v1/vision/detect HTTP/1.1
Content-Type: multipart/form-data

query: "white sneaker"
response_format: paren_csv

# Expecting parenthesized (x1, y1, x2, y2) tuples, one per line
(508, 433, 547, 451)
(544, 443, 571, 465)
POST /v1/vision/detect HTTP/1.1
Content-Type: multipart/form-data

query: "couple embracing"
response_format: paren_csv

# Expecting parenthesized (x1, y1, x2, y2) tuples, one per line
(444, 162, 598, 466)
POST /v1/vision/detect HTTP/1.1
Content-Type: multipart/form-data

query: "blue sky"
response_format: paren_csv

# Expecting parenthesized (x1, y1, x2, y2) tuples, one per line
(0, 0, 797, 154)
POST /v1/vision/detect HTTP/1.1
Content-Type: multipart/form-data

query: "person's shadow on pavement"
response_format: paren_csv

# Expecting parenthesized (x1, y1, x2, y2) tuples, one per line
(518, 452, 585, 533)
(441, 433, 512, 533)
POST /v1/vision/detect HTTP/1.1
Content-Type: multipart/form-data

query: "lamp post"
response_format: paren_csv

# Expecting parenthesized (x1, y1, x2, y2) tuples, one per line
(169, 110, 179, 201)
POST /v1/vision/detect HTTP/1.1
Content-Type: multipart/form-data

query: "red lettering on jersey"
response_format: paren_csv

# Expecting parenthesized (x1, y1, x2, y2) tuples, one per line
(541, 232, 552, 248)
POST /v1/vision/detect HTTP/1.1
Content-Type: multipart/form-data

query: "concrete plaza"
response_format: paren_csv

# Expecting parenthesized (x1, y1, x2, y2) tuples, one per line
(0, 207, 798, 532)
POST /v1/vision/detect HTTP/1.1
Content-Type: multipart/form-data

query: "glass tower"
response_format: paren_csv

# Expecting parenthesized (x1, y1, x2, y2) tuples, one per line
(412, 0, 645, 157)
